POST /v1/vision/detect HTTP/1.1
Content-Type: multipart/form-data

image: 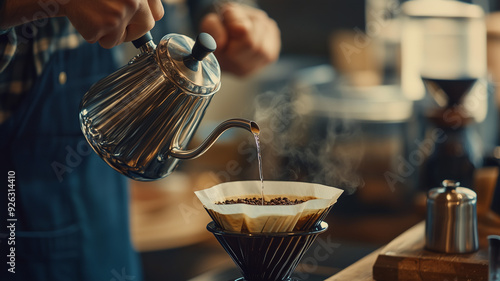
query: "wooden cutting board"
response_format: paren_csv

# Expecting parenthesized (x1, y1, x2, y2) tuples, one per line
(372, 221, 488, 281)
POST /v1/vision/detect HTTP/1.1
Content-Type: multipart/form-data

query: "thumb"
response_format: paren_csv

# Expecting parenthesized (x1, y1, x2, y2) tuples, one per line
(200, 13, 228, 51)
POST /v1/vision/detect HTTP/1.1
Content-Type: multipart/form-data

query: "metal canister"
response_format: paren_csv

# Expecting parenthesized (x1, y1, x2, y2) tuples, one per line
(425, 179, 479, 253)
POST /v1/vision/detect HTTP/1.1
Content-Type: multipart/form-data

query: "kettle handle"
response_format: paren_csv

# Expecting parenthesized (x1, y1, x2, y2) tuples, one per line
(132, 32, 153, 48)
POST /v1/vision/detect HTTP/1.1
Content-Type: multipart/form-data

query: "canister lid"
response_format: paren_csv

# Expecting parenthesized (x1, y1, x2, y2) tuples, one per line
(427, 179, 477, 203)
(156, 33, 221, 95)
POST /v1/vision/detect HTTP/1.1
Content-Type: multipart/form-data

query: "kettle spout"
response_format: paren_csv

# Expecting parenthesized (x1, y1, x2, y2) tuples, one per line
(169, 119, 260, 160)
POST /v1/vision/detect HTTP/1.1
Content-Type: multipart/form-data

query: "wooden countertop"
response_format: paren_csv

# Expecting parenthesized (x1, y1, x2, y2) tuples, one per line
(326, 221, 490, 281)
(325, 247, 381, 281)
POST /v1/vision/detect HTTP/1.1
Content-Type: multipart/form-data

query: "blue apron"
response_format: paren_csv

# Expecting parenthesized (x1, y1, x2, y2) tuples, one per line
(0, 41, 142, 280)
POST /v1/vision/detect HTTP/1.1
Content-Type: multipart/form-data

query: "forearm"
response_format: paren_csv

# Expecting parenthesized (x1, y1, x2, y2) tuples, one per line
(0, 0, 64, 30)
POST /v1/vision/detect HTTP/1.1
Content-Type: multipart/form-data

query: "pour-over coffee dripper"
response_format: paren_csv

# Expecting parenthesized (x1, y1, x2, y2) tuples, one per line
(207, 221, 328, 281)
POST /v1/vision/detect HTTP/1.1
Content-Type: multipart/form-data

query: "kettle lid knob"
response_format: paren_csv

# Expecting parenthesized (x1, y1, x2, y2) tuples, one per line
(184, 33, 217, 71)
(427, 179, 476, 203)
(442, 179, 460, 190)
(191, 33, 217, 61)
(157, 32, 221, 93)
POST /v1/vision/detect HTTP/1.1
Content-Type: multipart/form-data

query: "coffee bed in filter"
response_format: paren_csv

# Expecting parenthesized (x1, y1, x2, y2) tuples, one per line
(195, 181, 343, 233)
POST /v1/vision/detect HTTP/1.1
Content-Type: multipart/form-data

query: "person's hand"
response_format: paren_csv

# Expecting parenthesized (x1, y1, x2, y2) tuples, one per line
(199, 3, 281, 77)
(61, 0, 164, 49)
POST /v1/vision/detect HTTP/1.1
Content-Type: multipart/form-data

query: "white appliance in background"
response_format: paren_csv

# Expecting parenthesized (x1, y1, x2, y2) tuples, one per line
(400, 1, 487, 121)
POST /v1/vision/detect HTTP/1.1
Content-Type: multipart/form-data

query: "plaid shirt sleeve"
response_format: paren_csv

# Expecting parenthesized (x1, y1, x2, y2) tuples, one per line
(0, 26, 33, 124)
(0, 28, 16, 73)
(0, 18, 86, 124)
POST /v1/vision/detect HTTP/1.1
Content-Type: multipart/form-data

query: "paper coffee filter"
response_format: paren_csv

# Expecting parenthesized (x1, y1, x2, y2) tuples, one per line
(194, 181, 343, 233)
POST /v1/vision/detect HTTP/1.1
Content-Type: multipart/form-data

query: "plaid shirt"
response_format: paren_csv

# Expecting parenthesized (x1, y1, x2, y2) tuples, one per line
(0, 17, 86, 124)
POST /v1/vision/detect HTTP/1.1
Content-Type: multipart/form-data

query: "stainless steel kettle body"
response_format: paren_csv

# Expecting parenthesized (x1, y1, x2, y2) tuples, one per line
(80, 32, 258, 181)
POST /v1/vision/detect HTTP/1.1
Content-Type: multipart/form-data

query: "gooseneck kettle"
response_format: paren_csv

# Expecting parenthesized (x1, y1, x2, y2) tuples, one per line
(79, 32, 259, 181)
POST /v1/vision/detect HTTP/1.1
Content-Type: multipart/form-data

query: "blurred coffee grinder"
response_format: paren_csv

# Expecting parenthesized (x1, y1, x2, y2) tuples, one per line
(401, 0, 488, 191)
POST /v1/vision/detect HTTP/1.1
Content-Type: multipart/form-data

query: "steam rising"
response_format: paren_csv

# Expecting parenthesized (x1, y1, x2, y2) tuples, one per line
(252, 87, 364, 195)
